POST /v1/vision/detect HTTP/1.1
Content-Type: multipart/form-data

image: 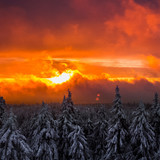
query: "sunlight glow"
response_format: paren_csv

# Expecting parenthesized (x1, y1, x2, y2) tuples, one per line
(52, 58, 144, 68)
(47, 69, 75, 84)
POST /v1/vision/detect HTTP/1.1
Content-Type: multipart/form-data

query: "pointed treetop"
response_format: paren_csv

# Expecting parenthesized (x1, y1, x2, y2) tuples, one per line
(42, 101, 45, 107)
(113, 85, 121, 107)
(155, 92, 158, 98)
(61, 95, 67, 111)
(68, 89, 72, 100)
(116, 85, 119, 93)
(154, 92, 159, 104)
(42, 101, 47, 109)
(62, 95, 66, 105)
(63, 95, 66, 101)
(61, 89, 74, 113)
(115, 85, 121, 99)
(0, 96, 6, 106)
(132, 101, 150, 122)
(42, 101, 48, 108)
(138, 101, 145, 111)
(111, 85, 124, 116)
(67, 89, 73, 105)
(7, 108, 17, 131)
(40, 101, 49, 114)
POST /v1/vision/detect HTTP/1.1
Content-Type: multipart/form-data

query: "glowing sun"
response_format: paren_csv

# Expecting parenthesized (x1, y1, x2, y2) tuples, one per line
(47, 70, 75, 84)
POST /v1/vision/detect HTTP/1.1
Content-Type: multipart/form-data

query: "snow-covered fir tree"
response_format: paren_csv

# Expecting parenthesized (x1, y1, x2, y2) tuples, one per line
(128, 102, 156, 160)
(21, 113, 34, 139)
(151, 92, 159, 111)
(68, 125, 91, 160)
(93, 108, 108, 160)
(58, 90, 76, 160)
(103, 86, 129, 160)
(60, 90, 76, 122)
(150, 92, 159, 123)
(0, 96, 5, 126)
(83, 117, 94, 137)
(61, 95, 67, 111)
(66, 89, 75, 115)
(0, 109, 32, 160)
(154, 149, 160, 160)
(150, 93, 160, 148)
(83, 117, 94, 157)
(30, 102, 59, 160)
(1, 87, 160, 159)
(1, 108, 8, 125)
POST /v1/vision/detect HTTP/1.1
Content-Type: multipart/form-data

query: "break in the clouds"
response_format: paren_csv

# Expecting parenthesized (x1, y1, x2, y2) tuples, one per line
(0, 58, 159, 104)
(1, 74, 160, 104)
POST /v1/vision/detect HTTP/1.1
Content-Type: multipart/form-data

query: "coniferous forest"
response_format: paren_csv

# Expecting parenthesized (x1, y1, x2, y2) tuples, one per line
(0, 86, 160, 160)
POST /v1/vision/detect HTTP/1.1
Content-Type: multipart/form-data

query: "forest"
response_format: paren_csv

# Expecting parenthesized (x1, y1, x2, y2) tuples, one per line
(0, 86, 159, 160)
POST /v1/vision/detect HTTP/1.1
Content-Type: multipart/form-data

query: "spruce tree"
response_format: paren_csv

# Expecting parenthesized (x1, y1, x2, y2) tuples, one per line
(61, 95, 67, 111)
(58, 90, 75, 160)
(83, 117, 94, 157)
(30, 102, 59, 160)
(151, 93, 159, 115)
(0, 109, 32, 160)
(103, 86, 129, 160)
(21, 113, 33, 139)
(128, 102, 156, 160)
(66, 89, 75, 116)
(0, 97, 5, 127)
(150, 93, 160, 148)
(93, 109, 108, 159)
(68, 125, 91, 160)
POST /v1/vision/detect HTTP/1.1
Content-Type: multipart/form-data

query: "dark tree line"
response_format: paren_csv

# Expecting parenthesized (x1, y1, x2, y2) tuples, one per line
(0, 88, 160, 160)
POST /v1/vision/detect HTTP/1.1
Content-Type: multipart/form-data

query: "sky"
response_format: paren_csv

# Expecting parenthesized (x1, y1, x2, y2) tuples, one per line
(0, 0, 160, 104)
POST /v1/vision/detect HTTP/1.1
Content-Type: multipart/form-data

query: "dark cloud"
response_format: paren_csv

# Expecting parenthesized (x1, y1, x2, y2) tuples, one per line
(0, 0, 125, 23)
(134, 0, 160, 10)
(1, 0, 160, 59)
(0, 0, 126, 52)
(70, 77, 160, 104)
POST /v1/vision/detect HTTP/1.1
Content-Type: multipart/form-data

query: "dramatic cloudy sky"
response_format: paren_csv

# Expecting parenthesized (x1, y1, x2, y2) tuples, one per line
(0, 0, 160, 104)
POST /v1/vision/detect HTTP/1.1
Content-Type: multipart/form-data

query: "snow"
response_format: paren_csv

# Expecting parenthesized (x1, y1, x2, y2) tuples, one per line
(0, 87, 160, 159)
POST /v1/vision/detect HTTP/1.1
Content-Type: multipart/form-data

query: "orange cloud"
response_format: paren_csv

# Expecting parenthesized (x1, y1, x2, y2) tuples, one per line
(146, 55, 160, 70)
(1, 73, 160, 104)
